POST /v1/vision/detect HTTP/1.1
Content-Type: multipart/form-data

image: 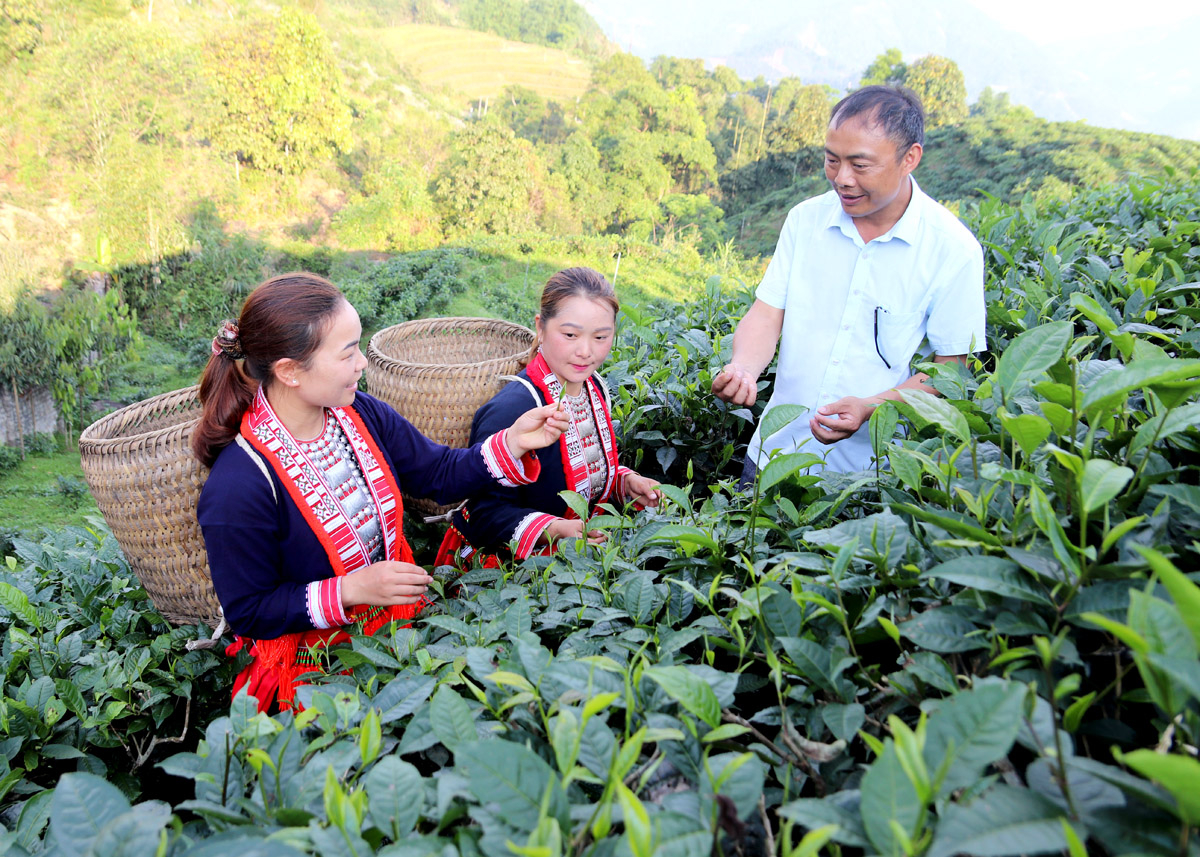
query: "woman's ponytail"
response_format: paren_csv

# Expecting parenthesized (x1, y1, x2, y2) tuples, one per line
(191, 273, 345, 467)
(192, 344, 256, 467)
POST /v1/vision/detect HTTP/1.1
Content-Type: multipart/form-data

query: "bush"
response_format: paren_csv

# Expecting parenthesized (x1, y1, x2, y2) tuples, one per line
(0, 444, 20, 474)
(348, 247, 472, 328)
(0, 525, 237, 812)
(24, 432, 57, 456)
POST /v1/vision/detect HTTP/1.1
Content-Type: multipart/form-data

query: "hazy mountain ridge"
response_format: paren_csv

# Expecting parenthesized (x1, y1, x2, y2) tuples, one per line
(584, 0, 1200, 141)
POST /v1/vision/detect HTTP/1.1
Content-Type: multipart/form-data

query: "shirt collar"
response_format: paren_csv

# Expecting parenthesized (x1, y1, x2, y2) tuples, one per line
(825, 175, 925, 246)
(888, 176, 923, 245)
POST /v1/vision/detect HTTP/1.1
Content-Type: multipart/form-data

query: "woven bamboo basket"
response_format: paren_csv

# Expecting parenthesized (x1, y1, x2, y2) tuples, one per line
(366, 317, 535, 517)
(78, 385, 220, 627)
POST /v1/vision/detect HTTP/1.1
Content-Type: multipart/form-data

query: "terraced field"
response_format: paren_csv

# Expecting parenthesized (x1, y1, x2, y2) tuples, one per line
(374, 24, 592, 103)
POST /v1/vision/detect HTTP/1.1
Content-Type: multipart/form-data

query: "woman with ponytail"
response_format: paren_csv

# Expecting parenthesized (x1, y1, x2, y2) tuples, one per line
(436, 267, 660, 566)
(195, 273, 568, 710)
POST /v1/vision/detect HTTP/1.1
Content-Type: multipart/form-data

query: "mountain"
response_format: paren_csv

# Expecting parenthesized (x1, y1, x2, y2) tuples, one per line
(582, 0, 1200, 141)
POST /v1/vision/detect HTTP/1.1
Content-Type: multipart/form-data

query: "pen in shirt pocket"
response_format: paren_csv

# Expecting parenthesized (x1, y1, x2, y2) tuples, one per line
(873, 306, 892, 369)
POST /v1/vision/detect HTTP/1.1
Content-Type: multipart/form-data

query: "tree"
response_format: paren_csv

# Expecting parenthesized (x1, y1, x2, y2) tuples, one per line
(971, 86, 1014, 119)
(860, 48, 906, 87)
(434, 120, 551, 235)
(579, 54, 717, 233)
(0, 295, 52, 457)
(904, 55, 967, 128)
(550, 131, 615, 233)
(768, 80, 835, 152)
(205, 8, 352, 173)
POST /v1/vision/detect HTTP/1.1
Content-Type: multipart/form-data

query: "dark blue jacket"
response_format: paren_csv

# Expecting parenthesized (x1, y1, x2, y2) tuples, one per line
(450, 371, 621, 555)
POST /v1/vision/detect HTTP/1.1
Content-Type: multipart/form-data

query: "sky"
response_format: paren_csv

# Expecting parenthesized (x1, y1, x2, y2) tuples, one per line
(965, 0, 1153, 43)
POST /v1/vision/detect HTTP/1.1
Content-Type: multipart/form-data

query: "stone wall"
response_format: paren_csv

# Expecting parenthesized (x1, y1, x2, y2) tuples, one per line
(0, 386, 58, 446)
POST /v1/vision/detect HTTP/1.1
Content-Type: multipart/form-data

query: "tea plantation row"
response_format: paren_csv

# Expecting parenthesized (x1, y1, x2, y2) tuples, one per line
(1, 175, 1199, 856)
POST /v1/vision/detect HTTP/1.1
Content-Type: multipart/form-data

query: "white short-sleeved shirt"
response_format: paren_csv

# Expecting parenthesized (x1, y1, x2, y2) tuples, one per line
(750, 177, 985, 473)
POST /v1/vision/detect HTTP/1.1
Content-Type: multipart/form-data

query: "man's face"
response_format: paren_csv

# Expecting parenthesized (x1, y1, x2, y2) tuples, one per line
(823, 115, 921, 228)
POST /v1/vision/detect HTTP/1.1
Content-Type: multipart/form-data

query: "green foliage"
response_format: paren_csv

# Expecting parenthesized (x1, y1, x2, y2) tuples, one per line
(903, 54, 968, 128)
(205, 8, 352, 174)
(0, 0, 41, 60)
(0, 445, 20, 474)
(578, 54, 719, 235)
(919, 114, 1200, 204)
(6, 176, 1200, 856)
(0, 524, 235, 809)
(766, 79, 835, 153)
(47, 289, 139, 439)
(861, 47, 907, 87)
(333, 164, 443, 253)
(0, 287, 137, 444)
(342, 247, 471, 328)
(435, 120, 558, 235)
(455, 0, 609, 57)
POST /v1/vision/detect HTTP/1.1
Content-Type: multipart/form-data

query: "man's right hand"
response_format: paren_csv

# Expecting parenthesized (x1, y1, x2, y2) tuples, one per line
(711, 363, 759, 406)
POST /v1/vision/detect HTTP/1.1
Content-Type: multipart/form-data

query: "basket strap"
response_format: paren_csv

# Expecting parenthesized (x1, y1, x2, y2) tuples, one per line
(235, 434, 277, 504)
(593, 371, 612, 411)
(500, 374, 542, 407)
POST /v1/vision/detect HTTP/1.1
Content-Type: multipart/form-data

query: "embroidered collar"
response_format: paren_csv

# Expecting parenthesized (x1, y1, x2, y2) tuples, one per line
(524, 350, 619, 509)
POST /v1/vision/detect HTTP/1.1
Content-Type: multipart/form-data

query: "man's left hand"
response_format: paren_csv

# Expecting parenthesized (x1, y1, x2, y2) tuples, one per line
(811, 396, 873, 444)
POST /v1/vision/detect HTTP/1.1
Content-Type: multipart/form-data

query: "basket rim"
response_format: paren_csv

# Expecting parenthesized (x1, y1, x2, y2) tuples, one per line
(79, 384, 202, 448)
(367, 317, 534, 371)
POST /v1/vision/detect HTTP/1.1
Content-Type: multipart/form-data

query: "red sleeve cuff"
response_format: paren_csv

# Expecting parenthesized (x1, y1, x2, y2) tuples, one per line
(306, 577, 352, 629)
(513, 512, 557, 559)
(483, 430, 540, 487)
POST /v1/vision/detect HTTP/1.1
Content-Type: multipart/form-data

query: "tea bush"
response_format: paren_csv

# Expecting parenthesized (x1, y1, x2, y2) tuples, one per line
(3, 175, 1200, 856)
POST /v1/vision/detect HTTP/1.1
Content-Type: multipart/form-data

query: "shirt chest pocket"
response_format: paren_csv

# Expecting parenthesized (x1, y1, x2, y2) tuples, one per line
(873, 308, 925, 369)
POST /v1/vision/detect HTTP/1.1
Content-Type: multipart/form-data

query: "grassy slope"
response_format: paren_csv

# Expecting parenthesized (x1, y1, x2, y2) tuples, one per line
(0, 449, 99, 534)
(372, 24, 591, 103)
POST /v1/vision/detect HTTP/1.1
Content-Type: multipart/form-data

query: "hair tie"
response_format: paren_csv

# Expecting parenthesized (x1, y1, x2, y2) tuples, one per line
(211, 319, 244, 360)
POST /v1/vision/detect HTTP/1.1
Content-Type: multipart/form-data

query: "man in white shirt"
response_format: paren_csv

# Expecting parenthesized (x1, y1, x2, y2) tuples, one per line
(712, 85, 985, 476)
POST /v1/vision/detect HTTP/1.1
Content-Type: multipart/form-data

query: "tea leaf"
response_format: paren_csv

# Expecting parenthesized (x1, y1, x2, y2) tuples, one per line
(897, 389, 969, 442)
(924, 556, 1054, 606)
(859, 743, 921, 857)
(430, 686, 476, 752)
(821, 703, 866, 743)
(927, 785, 1067, 857)
(758, 403, 809, 450)
(1135, 546, 1200, 649)
(1080, 357, 1200, 414)
(47, 773, 131, 854)
(993, 320, 1071, 397)
(643, 666, 721, 727)
(457, 739, 568, 832)
(1116, 750, 1200, 825)
(778, 798, 869, 848)
(1079, 459, 1133, 513)
(758, 452, 823, 491)
(998, 411, 1051, 458)
(365, 756, 423, 838)
(899, 610, 987, 653)
(923, 681, 1027, 796)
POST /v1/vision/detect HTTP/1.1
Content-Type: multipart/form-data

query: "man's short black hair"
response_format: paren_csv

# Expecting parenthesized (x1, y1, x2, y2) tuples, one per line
(829, 85, 925, 158)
